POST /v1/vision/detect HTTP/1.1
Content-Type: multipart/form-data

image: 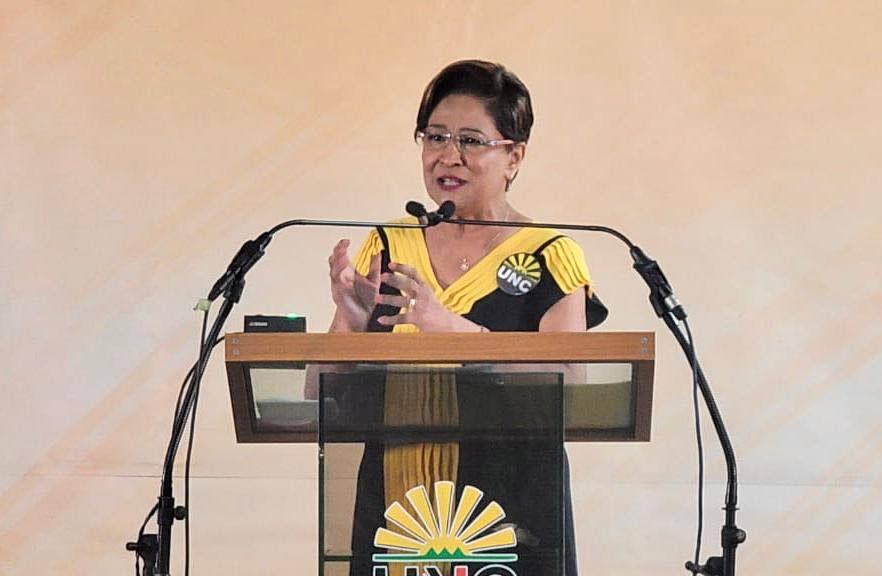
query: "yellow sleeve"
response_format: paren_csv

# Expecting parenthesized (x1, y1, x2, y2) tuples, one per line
(353, 229, 384, 276)
(543, 236, 594, 295)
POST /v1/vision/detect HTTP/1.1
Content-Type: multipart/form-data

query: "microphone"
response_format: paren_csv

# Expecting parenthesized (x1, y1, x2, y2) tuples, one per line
(207, 231, 272, 302)
(405, 200, 455, 226)
(405, 201, 429, 224)
(432, 200, 456, 224)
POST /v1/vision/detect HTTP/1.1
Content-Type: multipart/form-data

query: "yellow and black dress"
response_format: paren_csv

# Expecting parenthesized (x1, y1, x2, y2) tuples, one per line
(354, 217, 607, 333)
(348, 217, 607, 576)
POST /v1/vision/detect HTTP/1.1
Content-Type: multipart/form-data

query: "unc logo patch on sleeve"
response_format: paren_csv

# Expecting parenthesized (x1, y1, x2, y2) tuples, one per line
(496, 253, 541, 296)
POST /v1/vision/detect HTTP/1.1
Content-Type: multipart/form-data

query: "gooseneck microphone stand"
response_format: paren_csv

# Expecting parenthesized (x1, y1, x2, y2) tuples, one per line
(128, 215, 435, 575)
(627, 244, 746, 575)
(129, 200, 744, 576)
(440, 206, 746, 576)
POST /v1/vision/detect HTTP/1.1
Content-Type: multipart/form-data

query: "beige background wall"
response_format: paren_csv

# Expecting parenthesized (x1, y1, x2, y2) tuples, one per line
(2, 1, 881, 574)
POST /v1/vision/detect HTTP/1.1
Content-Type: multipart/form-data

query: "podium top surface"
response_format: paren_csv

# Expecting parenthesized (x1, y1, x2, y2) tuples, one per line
(225, 331, 654, 364)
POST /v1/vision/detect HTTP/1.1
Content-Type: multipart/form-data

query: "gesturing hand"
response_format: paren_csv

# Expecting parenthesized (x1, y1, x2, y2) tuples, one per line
(375, 262, 474, 332)
(328, 239, 380, 332)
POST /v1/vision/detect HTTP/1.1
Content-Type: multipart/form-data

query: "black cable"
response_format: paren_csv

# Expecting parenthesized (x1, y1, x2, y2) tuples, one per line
(167, 300, 231, 575)
(173, 312, 211, 424)
(684, 319, 705, 573)
(134, 502, 159, 576)
(130, 326, 224, 575)
(183, 312, 211, 576)
(173, 365, 195, 427)
(673, 306, 744, 575)
(184, 314, 227, 575)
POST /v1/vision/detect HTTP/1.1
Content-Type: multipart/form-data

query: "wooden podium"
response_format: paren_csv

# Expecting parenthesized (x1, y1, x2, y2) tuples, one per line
(225, 331, 655, 443)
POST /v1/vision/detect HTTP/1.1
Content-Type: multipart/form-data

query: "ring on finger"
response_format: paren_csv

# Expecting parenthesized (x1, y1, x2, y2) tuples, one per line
(407, 297, 417, 312)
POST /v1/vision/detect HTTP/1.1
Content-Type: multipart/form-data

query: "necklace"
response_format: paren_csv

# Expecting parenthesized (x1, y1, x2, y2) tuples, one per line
(459, 205, 512, 272)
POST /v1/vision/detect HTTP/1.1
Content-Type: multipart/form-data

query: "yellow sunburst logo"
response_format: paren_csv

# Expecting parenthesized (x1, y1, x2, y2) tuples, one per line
(496, 253, 541, 296)
(372, 481, 518, 563)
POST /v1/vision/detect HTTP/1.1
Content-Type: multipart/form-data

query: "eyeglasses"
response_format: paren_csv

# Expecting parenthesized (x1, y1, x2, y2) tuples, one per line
(415, 129, 516, 154)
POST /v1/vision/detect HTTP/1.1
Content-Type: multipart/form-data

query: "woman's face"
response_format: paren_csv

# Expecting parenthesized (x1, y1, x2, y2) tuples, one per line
(421, 94, 524, 214)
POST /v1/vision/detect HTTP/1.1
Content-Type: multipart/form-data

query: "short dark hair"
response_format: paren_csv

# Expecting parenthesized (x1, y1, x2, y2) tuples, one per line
(415, 60, 533, 143)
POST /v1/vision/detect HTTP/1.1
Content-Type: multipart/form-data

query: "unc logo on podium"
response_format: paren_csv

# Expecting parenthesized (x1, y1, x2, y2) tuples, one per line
(372, 481, 519, 576)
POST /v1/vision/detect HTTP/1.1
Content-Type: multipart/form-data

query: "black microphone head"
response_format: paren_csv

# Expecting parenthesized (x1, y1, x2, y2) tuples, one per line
(405, 201, 428, 218)
(437, 201, 456, 219)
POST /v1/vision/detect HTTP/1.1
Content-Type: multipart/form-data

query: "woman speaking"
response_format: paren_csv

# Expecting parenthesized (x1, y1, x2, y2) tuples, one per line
(326, 60, 607, 576)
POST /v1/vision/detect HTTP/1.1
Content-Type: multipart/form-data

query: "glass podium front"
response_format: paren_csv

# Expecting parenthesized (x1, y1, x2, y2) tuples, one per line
(319, 367, 566, 576)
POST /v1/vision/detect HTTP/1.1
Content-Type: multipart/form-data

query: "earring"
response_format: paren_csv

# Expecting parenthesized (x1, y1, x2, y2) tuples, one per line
(505, 170, 518, 192)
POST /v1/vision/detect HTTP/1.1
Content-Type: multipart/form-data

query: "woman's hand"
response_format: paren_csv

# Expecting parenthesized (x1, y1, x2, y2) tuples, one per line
(375, 262, 478, 332)
(328, 239, 380, 332)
